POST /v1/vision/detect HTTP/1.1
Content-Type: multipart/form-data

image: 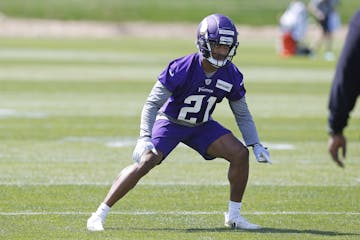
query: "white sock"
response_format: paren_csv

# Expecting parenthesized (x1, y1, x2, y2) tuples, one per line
(95, 202, 110, 221)
(228, 201, 242, 220)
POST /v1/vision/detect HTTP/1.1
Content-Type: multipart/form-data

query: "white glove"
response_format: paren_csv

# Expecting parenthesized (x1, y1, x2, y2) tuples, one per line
(252, 143, 272, 164)
(132, 136, 158, 163)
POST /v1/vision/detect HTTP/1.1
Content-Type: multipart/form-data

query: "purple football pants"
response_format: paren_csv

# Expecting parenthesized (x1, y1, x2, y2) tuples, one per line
(151, 119, 231, 161)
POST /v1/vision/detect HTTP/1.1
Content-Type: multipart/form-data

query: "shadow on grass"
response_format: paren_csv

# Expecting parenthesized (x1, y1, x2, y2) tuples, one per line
(107, 227, 359, 236)
(186, 227, 359, 236)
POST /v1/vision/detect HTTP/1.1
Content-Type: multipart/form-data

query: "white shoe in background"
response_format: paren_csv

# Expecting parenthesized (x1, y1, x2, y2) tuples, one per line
(324, 51, 335, 61)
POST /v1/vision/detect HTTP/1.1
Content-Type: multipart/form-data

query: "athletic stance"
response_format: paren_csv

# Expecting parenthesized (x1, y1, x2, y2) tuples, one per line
(87, 13, 271, 231)
(328, 9, 360, 167)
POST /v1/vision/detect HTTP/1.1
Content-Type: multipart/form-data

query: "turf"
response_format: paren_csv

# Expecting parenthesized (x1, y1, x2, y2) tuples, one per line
(0, 0, 359, 24)
(0, 35, 359, 239)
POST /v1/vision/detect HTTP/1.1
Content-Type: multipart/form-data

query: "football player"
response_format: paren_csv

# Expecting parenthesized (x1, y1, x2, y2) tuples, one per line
(87, 13, 271, 231)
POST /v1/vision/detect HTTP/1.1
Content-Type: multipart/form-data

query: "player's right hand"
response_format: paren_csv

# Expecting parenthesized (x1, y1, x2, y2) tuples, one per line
(132, 136, 158, 163)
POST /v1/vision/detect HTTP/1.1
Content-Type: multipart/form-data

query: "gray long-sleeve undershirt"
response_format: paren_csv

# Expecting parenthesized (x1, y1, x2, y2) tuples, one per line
(140, 81, 171, 137)
(228, 98, 260, 146)
(140, 81, 260, 146)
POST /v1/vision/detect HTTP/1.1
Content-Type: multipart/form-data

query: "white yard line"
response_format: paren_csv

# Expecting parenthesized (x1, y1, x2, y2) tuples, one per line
(0, 108, 47, 119)
(0, 48, 172, 63)
(0, 211, 359, 216)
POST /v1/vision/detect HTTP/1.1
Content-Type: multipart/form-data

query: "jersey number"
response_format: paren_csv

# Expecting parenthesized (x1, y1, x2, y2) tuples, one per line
(178, 95, 217, 123)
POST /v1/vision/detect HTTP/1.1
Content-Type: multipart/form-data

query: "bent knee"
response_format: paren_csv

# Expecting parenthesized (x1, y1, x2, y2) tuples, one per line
(238, 147, 249, 160)
(241, 147, 249, 158)
(137, 152, 162, 173)
(229, 146, 249, 164)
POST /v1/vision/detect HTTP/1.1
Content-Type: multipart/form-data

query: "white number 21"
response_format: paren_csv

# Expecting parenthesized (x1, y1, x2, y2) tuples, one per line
(178, 95, 217, 124)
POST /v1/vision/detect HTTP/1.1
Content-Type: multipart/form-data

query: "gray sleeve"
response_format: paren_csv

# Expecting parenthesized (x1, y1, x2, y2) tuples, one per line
(229, 97, 260, 146)
(139, 81, 172, 137)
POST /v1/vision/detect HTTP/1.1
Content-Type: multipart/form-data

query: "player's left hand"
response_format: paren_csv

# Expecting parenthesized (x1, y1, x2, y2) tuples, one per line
(253, 143, 272, 164)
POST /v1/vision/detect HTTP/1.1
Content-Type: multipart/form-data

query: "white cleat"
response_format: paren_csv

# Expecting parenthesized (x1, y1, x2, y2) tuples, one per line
(224, 212, 261, 230)
(87, 213, 104, 231)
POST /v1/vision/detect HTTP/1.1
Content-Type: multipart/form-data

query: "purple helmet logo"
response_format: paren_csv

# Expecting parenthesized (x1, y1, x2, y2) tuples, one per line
(196, 14, 239, 68)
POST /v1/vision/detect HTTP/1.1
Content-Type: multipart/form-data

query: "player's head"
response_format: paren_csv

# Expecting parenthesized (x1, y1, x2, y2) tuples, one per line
(196, 13, 239, 68)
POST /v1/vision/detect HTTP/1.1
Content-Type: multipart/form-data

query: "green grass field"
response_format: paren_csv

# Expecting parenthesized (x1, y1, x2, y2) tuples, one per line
(0, 33, 359, 240)
(0, 0, 359, 24)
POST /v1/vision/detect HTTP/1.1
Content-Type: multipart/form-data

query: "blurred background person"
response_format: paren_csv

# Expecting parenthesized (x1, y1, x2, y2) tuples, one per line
(279, 1, 313, 57)
(308, 0, 341, 61)
(328, 9, 360, 167)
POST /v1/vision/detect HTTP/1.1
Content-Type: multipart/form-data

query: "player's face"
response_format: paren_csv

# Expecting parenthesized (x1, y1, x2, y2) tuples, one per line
(210, 42, 230, 61)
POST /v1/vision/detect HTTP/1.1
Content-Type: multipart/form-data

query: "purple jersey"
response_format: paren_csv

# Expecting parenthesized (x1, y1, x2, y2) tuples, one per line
(158, 53, 246, 124)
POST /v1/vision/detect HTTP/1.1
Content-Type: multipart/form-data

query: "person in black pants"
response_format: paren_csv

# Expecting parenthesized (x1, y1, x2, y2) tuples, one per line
(308, 0, 340, 61)
(328, 9, 360, 167)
